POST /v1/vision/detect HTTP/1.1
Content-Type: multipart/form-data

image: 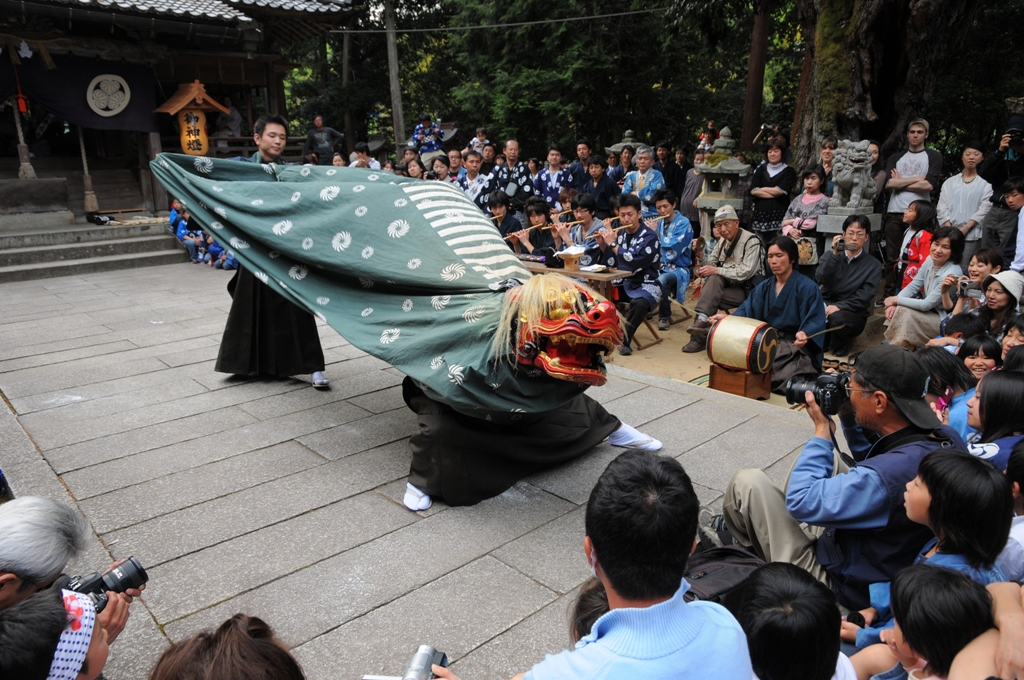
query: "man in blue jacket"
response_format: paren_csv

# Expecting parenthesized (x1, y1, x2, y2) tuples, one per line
(709, 346, 965, 610)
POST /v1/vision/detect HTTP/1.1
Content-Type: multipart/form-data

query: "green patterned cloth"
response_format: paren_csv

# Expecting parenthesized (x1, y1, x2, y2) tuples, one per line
(151, 153, 588, 418)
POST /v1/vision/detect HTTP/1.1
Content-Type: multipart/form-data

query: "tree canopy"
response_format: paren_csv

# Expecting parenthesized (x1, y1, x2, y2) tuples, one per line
(284, 0, 1024, 167)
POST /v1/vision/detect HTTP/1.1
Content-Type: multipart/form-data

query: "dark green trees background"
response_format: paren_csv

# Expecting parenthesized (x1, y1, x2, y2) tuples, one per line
(285, 0, 1024, 169)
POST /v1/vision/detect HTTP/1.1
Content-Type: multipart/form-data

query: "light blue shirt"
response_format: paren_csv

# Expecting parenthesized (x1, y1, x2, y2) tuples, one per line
(523, 579, 752, 680)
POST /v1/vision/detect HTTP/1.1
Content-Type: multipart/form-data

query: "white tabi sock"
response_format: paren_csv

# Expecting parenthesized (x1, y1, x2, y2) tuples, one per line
(403, 482, 432, 511)
(608, 423, 663, 451)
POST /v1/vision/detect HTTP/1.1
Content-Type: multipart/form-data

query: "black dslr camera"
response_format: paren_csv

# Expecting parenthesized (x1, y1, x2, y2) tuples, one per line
(67, 556, 149, 613)
(1008, 128, 1024, 146)
(424, 170, 440, 180)
(362, 645, 449, 680)
(785, 373, 851, 416)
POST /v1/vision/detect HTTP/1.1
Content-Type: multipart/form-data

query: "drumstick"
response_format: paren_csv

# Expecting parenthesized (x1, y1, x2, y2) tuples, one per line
(804, 325, 846, 340)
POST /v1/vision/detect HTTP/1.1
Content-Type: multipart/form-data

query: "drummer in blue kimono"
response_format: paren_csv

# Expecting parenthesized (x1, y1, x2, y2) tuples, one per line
(621, 145, 666, 219)
(710, 235, 826, 392)
(644, 188, 693, 331)
(585, 193, 662, 356)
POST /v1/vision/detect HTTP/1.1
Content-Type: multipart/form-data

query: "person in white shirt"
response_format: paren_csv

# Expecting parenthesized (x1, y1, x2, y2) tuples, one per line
(354, 142, 381, 170)
(937, 141, 993, 270)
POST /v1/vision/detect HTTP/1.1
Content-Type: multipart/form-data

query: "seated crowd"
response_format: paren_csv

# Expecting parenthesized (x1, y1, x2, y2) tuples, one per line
(12, 117, 1024, 680)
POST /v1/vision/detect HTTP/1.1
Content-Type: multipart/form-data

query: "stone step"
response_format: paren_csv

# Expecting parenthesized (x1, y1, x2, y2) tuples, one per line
(0, 223, 171, 249)
(0, 250, 189, 284)
(0, 235, 182, 267)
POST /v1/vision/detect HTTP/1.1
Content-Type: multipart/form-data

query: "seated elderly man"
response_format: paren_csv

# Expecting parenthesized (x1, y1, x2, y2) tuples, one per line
(0, 497, 141, 644)
(709, 236, 826, 392)
(701, 346, 965, 611)
(683, 205, 766, 353)
(433, 449, 752, 680)
(815, 215, 883, 357)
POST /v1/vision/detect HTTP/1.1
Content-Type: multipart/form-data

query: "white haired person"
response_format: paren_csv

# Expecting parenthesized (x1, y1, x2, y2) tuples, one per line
(0, 497, 137, 645)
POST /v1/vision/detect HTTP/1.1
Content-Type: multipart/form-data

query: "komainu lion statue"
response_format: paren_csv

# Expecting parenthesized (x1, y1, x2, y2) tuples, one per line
(830, 139, 877, 210)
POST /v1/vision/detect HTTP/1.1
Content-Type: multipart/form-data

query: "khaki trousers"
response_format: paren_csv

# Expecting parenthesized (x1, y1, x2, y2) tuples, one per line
(722, 451, 851, 590)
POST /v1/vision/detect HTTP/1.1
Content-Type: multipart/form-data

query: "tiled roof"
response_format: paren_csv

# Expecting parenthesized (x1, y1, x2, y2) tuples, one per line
(227, 0, 349, 13)
(41, 0, 351, 22)
(51, 0, 249, 21)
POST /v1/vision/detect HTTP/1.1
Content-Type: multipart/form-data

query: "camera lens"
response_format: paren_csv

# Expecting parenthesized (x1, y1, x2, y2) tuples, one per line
(101, 556, 148, 593)
(784, 378, 818, 406)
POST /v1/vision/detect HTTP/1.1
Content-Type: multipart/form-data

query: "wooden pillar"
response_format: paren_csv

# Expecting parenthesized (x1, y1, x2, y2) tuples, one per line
(342, 21, 355, 154)
(138, 136, 155, 213)
(147, 132, 168, 210)
(265, 63, 280, 115)
(384, 0, 405, 144)
(740, 8, 772, 152)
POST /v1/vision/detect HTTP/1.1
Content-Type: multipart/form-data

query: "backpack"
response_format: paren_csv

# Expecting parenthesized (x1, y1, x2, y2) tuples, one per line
(683, 546, 765, 614)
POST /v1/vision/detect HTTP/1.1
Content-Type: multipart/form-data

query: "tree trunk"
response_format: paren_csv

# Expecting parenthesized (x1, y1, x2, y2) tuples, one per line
(791, 0, 818, 170)
(803, 0, 981, 157)
(384, 0, 405, 145)
(740, 8, 772, 151)
(342, 22, 355, 154)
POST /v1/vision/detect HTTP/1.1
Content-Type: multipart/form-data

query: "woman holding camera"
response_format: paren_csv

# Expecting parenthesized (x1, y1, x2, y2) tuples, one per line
(965, 271, 1024, 341)
(941, 247, 1003, 316)
(884, 227, 966, 349)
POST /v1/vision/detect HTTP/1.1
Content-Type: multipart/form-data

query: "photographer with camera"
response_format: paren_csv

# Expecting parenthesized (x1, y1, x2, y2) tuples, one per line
(979, 116, 1024, 253)
(815, 215, 883, 357)
(0, 497, 145, 645)
(705, 346, 965, 611)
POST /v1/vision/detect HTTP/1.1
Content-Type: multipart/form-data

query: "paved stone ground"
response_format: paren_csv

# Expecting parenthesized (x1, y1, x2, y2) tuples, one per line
(0, 263, 813, 680)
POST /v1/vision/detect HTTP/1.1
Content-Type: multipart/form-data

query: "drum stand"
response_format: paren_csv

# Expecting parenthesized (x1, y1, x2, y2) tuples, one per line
(708, 365, 772, 400)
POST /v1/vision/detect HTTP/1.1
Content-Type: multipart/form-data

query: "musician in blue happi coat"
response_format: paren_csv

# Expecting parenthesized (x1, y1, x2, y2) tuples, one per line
(585, 193, 662, 355)
(645, 188, 693, 331)
(534, 144, 575, 210)
(621, 145, 666, 219)
(711, 236, 826, 392)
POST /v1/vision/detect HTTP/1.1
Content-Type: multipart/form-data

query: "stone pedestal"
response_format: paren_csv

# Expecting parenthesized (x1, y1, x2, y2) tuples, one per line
(818, 208, 881, 235)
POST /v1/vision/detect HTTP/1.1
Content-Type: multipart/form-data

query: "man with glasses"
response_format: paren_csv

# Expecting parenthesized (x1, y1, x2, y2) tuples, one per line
(701, 346, 965, 611)
(621, 146, 665, 220)
(815, 215, 883, 357)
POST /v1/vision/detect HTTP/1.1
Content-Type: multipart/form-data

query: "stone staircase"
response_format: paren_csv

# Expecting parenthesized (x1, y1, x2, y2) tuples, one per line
(0, 222, 188, 284)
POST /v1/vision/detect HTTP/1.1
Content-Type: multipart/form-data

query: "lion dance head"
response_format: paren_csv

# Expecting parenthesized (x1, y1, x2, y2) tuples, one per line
(493, 274, 624, 387)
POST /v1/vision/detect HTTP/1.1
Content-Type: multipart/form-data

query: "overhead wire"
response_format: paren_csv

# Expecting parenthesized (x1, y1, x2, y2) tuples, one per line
(329, 8, 668, 34)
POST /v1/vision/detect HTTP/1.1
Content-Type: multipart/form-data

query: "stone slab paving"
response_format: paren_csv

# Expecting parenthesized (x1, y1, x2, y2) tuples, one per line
(0, 264, 813, 680)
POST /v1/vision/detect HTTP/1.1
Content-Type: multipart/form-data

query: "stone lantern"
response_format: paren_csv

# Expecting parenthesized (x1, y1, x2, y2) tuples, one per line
(693, 127, 750, 222)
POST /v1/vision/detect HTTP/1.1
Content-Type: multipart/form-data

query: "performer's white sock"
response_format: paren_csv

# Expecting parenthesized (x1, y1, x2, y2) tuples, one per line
(608, 423, 663, 451)
(403, 482, 432, 511)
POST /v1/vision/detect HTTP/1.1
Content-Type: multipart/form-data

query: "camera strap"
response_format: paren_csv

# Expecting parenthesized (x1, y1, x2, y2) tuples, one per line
(828, 418, 857, 469)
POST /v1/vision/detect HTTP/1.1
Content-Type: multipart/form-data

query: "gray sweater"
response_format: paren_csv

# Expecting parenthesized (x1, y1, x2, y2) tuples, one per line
(897, 258, 963, 319)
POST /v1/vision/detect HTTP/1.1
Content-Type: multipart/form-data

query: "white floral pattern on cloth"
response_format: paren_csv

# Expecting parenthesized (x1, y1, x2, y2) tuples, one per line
(320, 186, 340, 201)
(431, 295, 450, 310)
(387, 220, 411, 238)
(440, 263, 466, 281)
(361, 307, 373, 317)
(354, 206, 368, 217)
(332, 232, 352, 251)
(302, 238, 314, 250)
(47, 590, 96, 680)
(288, 265, 308, 280)
(273, 220, 293, 236)
(430, 356, 445, 370)
(448, 364, 465, 385)
(380, 328, 401, 344)
(407, 258, 422, 269)
(193, 156, 213, 174)
(402, 299, 414, 312)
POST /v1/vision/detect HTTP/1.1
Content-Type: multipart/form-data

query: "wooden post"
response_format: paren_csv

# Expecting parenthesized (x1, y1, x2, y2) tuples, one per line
(383, 0, 405, 144)
(740, 7, 771, 152)
(12, 105, 37, 179)
(77, 126, 100, 213)
(138, 132, 155, 213)
(342, 21, 355, 154)
(148, 132, 168, 210)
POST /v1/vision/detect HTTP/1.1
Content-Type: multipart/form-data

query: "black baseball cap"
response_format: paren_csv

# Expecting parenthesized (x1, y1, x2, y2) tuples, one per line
(853, 345, 939, 430)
